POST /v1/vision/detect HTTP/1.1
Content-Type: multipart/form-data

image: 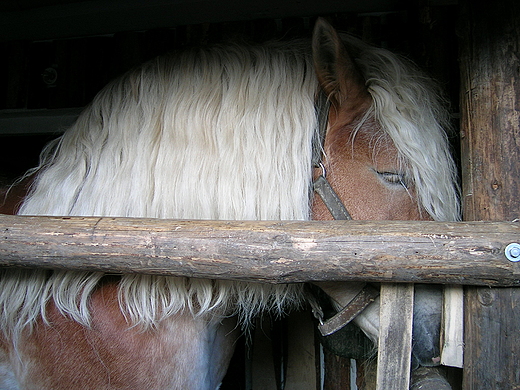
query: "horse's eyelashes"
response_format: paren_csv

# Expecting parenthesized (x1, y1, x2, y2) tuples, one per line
(377, 171, 408, 188)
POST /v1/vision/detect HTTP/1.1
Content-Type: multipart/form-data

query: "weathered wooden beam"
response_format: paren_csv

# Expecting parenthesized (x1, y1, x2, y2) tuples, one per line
(1, 214, 519, 285)
(459, 0, 520, 387)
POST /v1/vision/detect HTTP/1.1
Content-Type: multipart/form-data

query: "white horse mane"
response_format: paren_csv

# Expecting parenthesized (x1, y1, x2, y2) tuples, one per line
(1, 36, 459, 341)
(340, 34, 459, 222)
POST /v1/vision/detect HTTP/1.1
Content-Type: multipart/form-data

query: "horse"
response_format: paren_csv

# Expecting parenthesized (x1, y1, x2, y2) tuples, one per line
(0, 18, 459, 389)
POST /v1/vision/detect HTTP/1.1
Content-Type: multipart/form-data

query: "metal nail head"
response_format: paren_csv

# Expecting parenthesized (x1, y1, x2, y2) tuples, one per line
(505, 243, 520, 262)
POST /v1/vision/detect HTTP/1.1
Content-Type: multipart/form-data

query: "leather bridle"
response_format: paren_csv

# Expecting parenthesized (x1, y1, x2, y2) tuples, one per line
(312, 93, 352, 221)
(311, 92, 379, 336)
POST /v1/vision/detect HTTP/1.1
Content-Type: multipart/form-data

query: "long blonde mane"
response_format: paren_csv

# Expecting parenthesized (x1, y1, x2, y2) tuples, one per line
(1, 36, 459, 340)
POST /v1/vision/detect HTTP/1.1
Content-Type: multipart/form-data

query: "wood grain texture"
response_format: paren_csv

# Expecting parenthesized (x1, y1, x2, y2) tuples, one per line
(1, 214, 519, 285)
(459, 1, 520, 222)
(440, 285, 464, 368)
(459, 0, 520, 387)
(376, 283, 414, 390)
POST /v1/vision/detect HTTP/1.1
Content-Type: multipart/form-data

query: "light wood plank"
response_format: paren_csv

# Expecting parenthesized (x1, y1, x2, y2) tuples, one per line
(376, 283, 414, 390)
(440, 285, 464, 368)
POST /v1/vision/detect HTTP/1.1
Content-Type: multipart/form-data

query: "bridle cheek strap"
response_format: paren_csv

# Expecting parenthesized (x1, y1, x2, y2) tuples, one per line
(312, 93, 379, 337)
(312, 172, 380, 337)
(313, 175, 352, 220)
(312, 92, 352, 221)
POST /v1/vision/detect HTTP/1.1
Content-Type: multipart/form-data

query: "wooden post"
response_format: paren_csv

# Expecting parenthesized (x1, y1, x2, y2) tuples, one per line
(376, 283, 414, 390)
(459, 0, 520, 388)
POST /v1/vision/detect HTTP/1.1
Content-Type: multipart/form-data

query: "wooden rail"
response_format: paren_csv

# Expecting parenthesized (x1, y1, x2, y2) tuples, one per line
(1, 214, 519, 286)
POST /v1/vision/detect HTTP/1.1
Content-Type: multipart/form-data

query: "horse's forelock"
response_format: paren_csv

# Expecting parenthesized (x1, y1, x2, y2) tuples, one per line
(343, 36, 460, 222)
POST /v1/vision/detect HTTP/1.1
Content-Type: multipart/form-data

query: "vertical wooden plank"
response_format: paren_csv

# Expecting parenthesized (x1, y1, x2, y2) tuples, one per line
(459, 0, 520, 388)
(376, 283, 414, 390)
(285, 311, 317, 390)
(440, 285, 464, 368)
(53, 38, 87, 108)
(459, 0, 520, 222)
(322, 352, 351, 390)
(251, 317, 277, 389)
(1, 41, 29, 109)
(464, 288, 520, 389)
(27, 40, 55, 109)
(251, 311, 317, 390)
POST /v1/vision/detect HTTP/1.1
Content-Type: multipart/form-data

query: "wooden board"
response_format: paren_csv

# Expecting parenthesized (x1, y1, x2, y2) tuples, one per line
(440, 285, 464, 368)
(376, 283, 414, 390)
(459, 0, 520, 387)
(250, 311, 317, 390)
(464, 287, 520, 388)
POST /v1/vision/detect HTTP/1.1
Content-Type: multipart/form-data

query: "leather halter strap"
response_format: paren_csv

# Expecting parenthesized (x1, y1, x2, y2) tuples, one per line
(312, 93, 352, 221)
(311, 93, 379, 336)
(317, 284, 379, 336)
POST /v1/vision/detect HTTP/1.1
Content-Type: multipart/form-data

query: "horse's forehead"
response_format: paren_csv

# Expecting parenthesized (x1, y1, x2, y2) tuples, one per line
(327, 117, 400, 167)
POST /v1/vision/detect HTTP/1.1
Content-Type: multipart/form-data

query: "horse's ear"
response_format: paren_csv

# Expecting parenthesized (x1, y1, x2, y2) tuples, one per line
(312, 18, 367, 108)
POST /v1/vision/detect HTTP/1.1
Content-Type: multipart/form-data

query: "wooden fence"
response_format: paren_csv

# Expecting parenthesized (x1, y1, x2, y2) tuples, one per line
(459, 0, 520, 387)
(1, 213, 519, 389)
(1, 215, 518, 287)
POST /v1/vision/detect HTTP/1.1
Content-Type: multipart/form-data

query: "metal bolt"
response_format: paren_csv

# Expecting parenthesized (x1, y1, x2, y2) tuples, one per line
(505, 243, 520, 262)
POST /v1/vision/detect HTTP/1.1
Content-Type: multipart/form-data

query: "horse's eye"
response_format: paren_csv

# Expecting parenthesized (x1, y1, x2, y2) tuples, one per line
(377, 171, 408, 188)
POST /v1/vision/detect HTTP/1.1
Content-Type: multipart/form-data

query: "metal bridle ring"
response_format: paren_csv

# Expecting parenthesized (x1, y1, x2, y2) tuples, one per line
(317, 162, 326, 178)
